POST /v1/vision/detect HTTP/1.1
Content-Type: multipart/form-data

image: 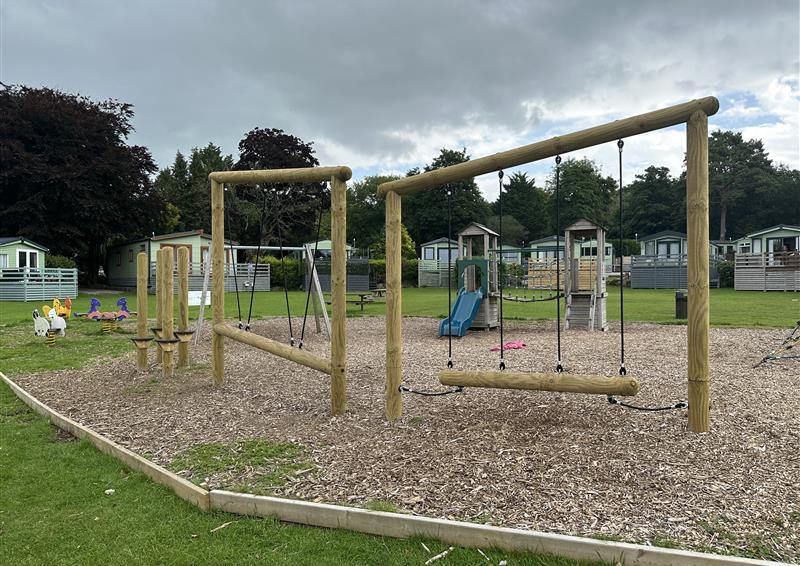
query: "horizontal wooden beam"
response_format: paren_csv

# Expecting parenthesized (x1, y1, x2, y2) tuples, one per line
(209, 166, 352, 185)
(439, 370, 640, 396)
(377, 97, 719, 197)
(213, 323, 332, 375)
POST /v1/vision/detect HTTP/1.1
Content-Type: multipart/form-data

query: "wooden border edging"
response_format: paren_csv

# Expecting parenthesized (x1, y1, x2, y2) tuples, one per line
(208, 490, 783, 566)
(0, 372, 210, 511)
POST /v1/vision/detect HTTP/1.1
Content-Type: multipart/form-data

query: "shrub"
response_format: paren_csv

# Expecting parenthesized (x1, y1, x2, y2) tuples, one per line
(369, 259, 419, 287)
(45, 254, 77, 269)
(257, 256, 304, 290)
(717, 259, 734, 288)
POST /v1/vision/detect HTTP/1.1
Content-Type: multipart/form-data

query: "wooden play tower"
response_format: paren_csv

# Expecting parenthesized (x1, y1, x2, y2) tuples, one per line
(564, 219, 608, 331)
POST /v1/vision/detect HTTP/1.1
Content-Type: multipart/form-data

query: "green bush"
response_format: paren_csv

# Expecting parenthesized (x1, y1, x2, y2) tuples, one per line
(258, 256, 304, 290)
(717, 259, 734, 288)
(610, 239, 641, 257)
(45, 254, 77, 269)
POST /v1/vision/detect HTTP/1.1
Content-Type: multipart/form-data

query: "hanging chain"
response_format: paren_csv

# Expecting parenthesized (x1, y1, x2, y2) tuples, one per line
(224, 186, 243, 329)
(446, 185, 454, 368)
(617, 139, 626, 376)
(497, 170, 506, 371)
(554, 156, 564, 373)
(274, 193, 295, 346)
(245, 187, 269, 331)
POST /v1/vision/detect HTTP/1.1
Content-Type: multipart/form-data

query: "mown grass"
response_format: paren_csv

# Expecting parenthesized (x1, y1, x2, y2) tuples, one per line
(0, 384, 602, 566)
(170, 438, 313, 495)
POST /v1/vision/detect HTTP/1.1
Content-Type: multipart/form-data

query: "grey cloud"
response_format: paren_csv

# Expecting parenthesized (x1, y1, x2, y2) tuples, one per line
(2, 0, 798, 171)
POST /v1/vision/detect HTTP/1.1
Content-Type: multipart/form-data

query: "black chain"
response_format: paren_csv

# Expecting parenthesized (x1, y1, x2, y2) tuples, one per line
(554, 156, 564, 373)
(299, 186, 326, 349)
(245, 187, 269, 331)
(224, 187, 243, 329)
(497, 170, 506, 371)
(446, 185, 454, 369)
(617, 139, 626, 376)
(399, 385, 464, 397)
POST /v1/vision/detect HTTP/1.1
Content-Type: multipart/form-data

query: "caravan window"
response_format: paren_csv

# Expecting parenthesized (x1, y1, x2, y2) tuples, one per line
(423, 247, 435, 260)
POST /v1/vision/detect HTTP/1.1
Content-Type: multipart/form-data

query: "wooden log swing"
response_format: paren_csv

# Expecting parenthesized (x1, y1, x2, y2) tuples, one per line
(210, 166, 351, 416)
(378, 97, 718, 432)
(439, 370, 640, 396)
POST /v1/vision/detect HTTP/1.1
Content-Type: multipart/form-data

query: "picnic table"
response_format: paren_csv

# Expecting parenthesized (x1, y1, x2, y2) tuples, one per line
(372, 288, 387, 297)
(329, 292, 375, 312)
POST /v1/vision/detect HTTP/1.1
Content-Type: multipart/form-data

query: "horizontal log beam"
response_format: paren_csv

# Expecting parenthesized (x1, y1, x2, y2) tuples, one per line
(209, 166, 352, 185)
(213, 323, 332, 375)
(439, 370, 640, 396)
(377, 97, 719, 198)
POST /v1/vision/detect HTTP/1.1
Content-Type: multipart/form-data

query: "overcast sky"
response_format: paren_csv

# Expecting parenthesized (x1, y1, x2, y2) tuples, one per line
(2, 0, 798, 200)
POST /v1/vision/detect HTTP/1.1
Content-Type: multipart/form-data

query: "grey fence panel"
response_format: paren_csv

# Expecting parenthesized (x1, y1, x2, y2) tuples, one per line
(735, 252, 800, 291)
(147, 263, 271, 294)
(0, 268, 78, 302)
(308, 258, 370, 292)
(630, 255, 719, 289)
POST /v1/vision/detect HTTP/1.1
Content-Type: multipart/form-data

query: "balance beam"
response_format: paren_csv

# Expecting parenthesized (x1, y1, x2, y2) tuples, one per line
(213, 324, 332, 375)
(439, 370, 640, 396)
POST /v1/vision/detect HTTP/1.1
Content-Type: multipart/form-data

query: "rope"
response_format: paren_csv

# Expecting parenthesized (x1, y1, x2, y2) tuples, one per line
(224, 187, 243, 328)
(446, 185, 454, 369)
(497, 170, 506, 371)
(617, 139, 626, 376)
(245, 187, 269, 331)
(554, 156, 564, 373)
(607, 396, 688, 412)
(399, 385, 464, 397)
(299, 187, 326, 349)
(274, 194, 295, 346)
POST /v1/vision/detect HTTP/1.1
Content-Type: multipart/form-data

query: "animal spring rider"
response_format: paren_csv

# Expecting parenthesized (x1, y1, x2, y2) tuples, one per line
(42, 297, 72, 319)
(378, 96, 717, 433)
(33, 309, 66, 339)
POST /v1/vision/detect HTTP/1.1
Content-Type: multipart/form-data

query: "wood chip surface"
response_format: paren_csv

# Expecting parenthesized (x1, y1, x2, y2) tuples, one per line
(13, 317, 800, 561)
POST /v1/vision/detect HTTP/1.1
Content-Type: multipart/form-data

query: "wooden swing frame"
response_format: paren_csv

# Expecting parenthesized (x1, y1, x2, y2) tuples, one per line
(378, 97, 718, 432)
(209, 166, 351, 415)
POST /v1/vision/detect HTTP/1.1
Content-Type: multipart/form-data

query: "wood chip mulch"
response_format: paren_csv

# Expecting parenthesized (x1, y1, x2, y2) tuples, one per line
(12, 317, 800, 562)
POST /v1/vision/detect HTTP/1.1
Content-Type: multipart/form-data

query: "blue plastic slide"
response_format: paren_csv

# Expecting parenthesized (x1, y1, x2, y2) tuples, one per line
(439, 288, 483, 337)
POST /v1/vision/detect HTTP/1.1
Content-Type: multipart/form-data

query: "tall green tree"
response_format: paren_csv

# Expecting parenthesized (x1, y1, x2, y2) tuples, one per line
(0, 85, 159, 281)
(485, 215, 528, 247)
(622, 166, 685, 237)
(495, 172, 551, 240)
(708, 130, 772, 240)
(403, 148, 491, 247)
(233, 128, 326, 246)
(545, 158, 615, 231)
(347, 175, 398, 249)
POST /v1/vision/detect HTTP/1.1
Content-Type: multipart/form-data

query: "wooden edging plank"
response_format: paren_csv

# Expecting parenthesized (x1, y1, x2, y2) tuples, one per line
(208, 490, 783, 566)
(1, 371, 786, 566)
(0, 372, 210, 511)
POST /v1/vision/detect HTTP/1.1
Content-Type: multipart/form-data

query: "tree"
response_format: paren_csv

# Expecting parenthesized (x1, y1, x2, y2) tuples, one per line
(544, 158, 615, 231)
(0, 85, 159, 281)
(233, 128, 327, 246)
(347, 175, 397, 249)
(623, 166, 685, 237)
(371, 223, 416, 260)
(495, 172, 550, 239)
(708, 130, 772, 240)
(485, 215, 528, 247)
(403, 148, 491, 247)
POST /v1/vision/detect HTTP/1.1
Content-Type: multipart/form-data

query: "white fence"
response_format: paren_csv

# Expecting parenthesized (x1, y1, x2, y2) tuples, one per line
(418, 259, 455, 288)
(0, 268, 79, 302)
(735, 252, 800, 291)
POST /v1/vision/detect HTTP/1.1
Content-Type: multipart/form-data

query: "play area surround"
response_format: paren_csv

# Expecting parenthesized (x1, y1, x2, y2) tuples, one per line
(378, 97, 719, 432)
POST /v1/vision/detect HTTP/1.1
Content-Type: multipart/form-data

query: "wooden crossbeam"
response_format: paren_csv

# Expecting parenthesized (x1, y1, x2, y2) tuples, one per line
(209, 166, 351, 185)
(439, 370, 640, 396)
(213, 323, 332, 375)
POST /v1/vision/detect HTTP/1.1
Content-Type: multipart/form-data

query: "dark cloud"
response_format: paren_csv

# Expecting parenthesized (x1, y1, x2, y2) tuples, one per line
(2, 0, 798, 173)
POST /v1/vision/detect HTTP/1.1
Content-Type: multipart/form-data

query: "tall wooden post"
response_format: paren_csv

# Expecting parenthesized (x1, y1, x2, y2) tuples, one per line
(136, 252, 149, 370)
(686, 111, 710, 432)
(330, 175, 347, 415)
(211, 179, 225, 385)
(385, 190, 402, 419)
(155, 248, 164, 363)
(177, 246, 190, 368)
(161, 247, 175, 378)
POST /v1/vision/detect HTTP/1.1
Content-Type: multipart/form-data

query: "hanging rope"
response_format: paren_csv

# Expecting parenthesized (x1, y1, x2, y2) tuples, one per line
(607, 397, 688, 411)
(274, 192, 295, 347)
(554, 156, 564, 373)
(497, 170, 506, 371)
(245, 187, 269, 331)
(446, 185, 454, 369)
(224, 187, 243, 329)
(617, 139, 626, 376)
(298, 186, 326, 349)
